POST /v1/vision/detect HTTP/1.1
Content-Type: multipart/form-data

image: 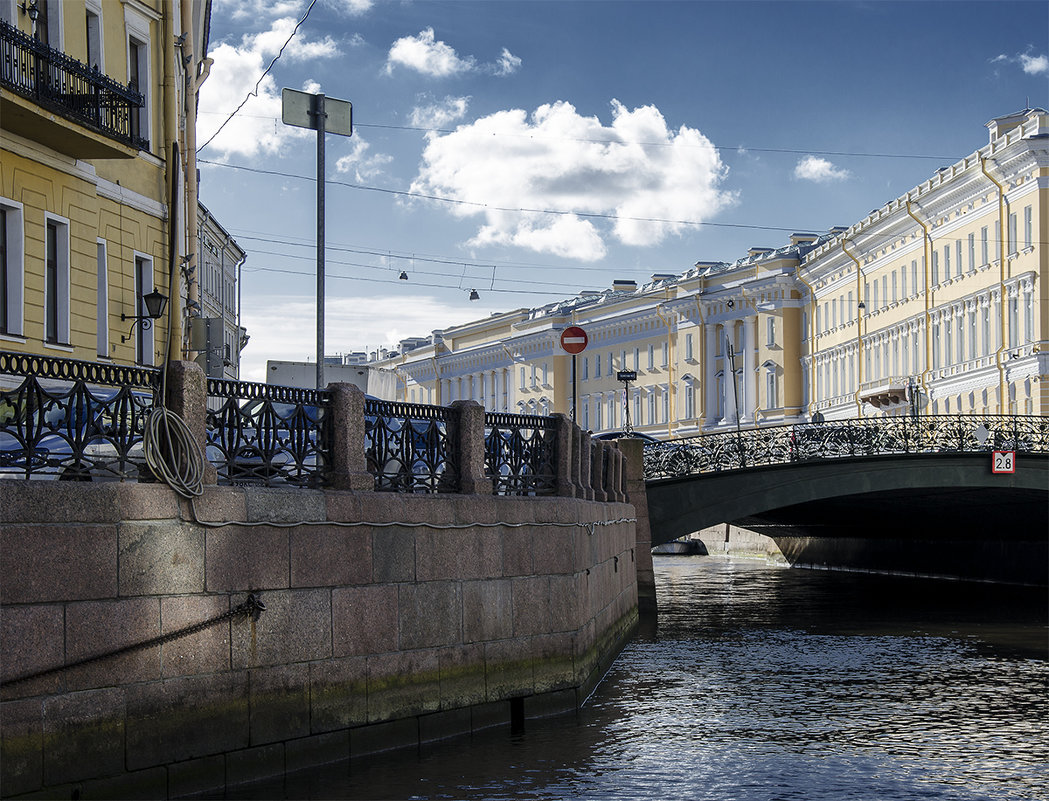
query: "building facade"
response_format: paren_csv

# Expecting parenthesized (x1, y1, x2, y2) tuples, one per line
(1, 0, 216, 372)
(195, 202, 247, 379)
(375, 109, 1046, 434)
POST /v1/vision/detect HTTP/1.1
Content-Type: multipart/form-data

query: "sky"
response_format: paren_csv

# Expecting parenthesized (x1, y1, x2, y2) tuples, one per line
(197, 0, 1049, 383)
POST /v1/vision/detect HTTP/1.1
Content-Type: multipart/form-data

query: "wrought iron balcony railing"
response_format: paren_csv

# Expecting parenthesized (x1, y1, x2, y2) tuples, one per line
(0, 20, 148, 150)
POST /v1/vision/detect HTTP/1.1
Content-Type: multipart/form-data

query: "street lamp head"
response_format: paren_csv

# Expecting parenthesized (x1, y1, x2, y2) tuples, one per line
(20, 1, 39, 21)
(468, 289, 480, 301)
(143, 289, 168, 319)
(399, 271, 408, 281)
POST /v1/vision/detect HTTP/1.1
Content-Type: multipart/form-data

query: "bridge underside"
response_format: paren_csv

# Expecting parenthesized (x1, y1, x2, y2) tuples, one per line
(645, 454, 1048, 584)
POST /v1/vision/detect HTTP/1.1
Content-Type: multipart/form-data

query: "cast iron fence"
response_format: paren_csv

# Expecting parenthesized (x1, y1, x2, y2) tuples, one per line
(0, 351, 161, 480)
(0, 20, 147, 150)
(484, 412, 558, 496)
(205, 378, 330, 487)
(366, 397, 458, 493)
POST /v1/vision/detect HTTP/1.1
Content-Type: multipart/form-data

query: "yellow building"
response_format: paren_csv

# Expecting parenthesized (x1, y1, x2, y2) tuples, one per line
(1, 0, 211, 370)
(377, 109, 1046, 435)
(801, 108, 1047, 419)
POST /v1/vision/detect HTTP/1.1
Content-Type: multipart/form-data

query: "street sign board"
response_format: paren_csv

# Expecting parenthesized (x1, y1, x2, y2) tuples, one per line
(281, 88, 353, 136)
(560, 326, 589, 354)
(992, 450, 1015, 474)
(617, 370, 637, 382)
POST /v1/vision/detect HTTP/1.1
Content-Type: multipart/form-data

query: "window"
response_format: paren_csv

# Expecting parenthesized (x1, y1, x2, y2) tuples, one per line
(582, 397, 590, 430)
(943, 244, 951, 281)
(685, 333, 694, 361)
(86, 0, 104, 70)
(581, 357, 589, 381)
(662, 390, 668, 423)
(519, 367, 525, 390)
(891, 272, 897, 303)
(816, 306, 821, 334)
(633, 348, 640, 371)
(530, 365, 537, 388)
(830, 303, 837, 329)
(607, 396, 616, 429)
(968, 234, 975, 272)
(968, 310, 977, 361)
(683, 380, 695, 419)
(1008, 297, 1018, 349)
(767, 317, 775, 346)
(1008, 213, 1018, 256)
(647, 344, 654, 370)
(662, 342, 668, 367)
(872, 281, 879, 311)
(944, 318, 952, 366)
(96, 240, 108, 357)
(595, 354, 601, 378)
(0, 200, 25, 336)
(134, 253, 154, 365)
(607, 352, 613, 375)
(956, 315, 964, 364)
(931, 250, 939, 285)
(981, 226, 989, 265)
(994, 220, 1001, 260)
(595, 399, 602, 431)
(1023, 206, 1033, 250)
(1024, 290, 1033, 344)
(910, 260, 918, 295)
(882, 276, 887, 308)
(45, 217, 70, 346)
(981, 307, 990, 357)
(647, 391, 655, 425)
(956, 240, 963, 278)
(932, 322, 941, 370)
(126, 8, 152, 146)
(542, 362, 548, 386)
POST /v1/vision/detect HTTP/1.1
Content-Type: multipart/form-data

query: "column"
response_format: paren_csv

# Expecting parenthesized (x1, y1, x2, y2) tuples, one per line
(705, 323, 718, 424)
(742, 315, 756, 423)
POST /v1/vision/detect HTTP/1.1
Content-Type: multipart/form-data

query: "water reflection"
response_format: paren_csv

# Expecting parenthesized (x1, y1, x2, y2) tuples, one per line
(224, 558, 1048, 800)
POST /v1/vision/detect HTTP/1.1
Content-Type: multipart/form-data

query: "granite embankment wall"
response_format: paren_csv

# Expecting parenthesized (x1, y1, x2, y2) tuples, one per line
(0, 483, 638, 798)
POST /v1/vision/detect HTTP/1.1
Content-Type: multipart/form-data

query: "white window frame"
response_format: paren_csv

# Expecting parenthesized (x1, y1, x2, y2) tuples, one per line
(43, 213, 71, 348)
(133, 251, 155, 365)
(125, 7, 152, 149)
(86, 0, 105, 71)
(0, 198, 25, 338)
(1023, 206, 1033, 250)
(96, 239, 109, 357)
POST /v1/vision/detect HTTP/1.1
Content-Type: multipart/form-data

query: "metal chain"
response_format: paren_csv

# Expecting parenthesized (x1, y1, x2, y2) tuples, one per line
(4, 593, 266, 688)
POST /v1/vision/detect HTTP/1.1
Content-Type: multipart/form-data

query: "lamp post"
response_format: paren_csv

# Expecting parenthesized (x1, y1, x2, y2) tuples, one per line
(725, 340, 746, 468)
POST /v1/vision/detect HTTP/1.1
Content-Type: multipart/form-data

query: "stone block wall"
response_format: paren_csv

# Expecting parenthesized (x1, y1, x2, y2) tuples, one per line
(0, 482, 638, 798)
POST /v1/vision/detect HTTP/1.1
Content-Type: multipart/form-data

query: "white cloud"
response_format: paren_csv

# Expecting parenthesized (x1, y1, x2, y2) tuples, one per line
(385, 29, 521, 78)
(334, 136, 394, 181)
(408, 99, 734, 262)
(239, 293, 499, 382)
(334, 0, 373, 16)
(494, 48, 522, 76)
(1019, 53, 1049, 75)
(793, 155, 850, 183)
(217, 0, 304, 22)
(386, 28, 476, 77)
(990, 50, 1049, 75)
(198, 19, 339, 160)
(409, 95, 470, 128)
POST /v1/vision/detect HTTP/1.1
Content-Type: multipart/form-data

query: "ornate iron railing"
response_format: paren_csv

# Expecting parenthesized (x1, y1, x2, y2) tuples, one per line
(366, 398, 458, 493)
(0, 351, 160, 480)
(484, 412, 557, 496)
(644, 415, 1049, 480)
(205, 379, 330, 487)
(0, 20, 147, 150)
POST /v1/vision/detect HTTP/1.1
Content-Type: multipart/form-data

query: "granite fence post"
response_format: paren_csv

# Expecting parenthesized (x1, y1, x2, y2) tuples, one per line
(591, 440, 607, 503)
(164, 360, 217, 485)
(551, 413, 576, 498)
(450, 401, 493, 495)
(326, 383, 374, 492)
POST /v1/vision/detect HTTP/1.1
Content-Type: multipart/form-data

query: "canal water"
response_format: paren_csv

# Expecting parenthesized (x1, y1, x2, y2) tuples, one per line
(228, 557, 1049, 800)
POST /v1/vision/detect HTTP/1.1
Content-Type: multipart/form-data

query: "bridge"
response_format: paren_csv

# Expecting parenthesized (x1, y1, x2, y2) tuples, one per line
(641, 416, 1049, 583)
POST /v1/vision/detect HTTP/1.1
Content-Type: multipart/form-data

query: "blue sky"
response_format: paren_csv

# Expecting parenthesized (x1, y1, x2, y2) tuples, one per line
(198, 0, 1048, 382)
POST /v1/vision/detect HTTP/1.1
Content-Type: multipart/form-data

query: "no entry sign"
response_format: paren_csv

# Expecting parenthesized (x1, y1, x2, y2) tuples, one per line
(560, 326, 589, 354)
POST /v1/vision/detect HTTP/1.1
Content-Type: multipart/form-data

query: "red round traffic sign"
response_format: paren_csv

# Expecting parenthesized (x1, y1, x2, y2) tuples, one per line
(560, 326, 589, 354)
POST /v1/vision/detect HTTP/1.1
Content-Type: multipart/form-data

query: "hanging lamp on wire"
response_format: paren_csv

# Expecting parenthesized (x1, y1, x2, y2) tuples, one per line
(399, 271, 408, 280)
(469, 288, 480, 301)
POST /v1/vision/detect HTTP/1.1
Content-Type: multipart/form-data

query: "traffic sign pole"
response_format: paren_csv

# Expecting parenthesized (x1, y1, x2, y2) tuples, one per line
(560, 326, 589, 426)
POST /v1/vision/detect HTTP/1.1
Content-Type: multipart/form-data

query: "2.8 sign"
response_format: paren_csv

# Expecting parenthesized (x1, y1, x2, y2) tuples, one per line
(992, 451, 1016, 474)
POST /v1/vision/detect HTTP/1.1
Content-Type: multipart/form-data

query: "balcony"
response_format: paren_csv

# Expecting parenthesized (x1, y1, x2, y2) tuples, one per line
(0, 20, 147, 159)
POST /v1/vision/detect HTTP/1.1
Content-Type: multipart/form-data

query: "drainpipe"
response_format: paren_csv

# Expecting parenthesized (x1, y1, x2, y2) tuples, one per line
(793, 260, 819, 418)
(163, 9, 180, 363)
(979, 158, 1010, 414)
(841, 239, 865, 417)
(655, 305, 675, 438)
(905, 200, 934, 409)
